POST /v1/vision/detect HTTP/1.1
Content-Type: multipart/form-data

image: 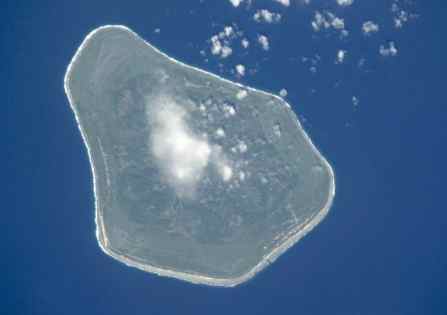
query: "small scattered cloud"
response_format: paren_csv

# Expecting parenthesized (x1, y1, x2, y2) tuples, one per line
(312, 11, 348, 36)
(331, 17, 345, 30)
(221, 26, 234, 38)
(391, 2, 416, 29)
(210, 35, 233, 58)
(235, 64, 246, 76)
(220, 46, 233, 58)
(312, 11, 329, 31)
(279, 88, 288, 97)
(200, 0, 416, 101)
(362, 21, 379, 35)
(210, 36, 223, 55)
(273, 0, 290, 7)
(336, 49, 346, 64)
(236, 89, 248, 99)
(254, 9, 282, 23)
(228, 0, 243, 7)
(336, 0, 353, 7)
(379, 41, 398, 57)
(209, 26, 240, 59)
(257, 34, 270, 50)
(301, 54, 321, 74)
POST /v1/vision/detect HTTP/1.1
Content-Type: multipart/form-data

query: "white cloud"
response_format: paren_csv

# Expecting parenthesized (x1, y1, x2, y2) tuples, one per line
(237, 140, 248, 153)
(209, 26, 238, 58)
(220, 164, 233, 181)
(279, 88, 288, 97)
(331, 17, 345, 30)
(336, 0, 353, 6)
(312, 11, 330, 31)
(229, 0, 243, 7)
(221, 46, 233, 58)
(274, 0, 290, 7)
(222, 26, 234, 38)
(392, 4, 410, 29)
(215, 128, 226, 138)
(362, 21, 379, 35)
(241, 38, 249, 48)
(149, 96, 244, 194)
(236, 89, 248, 99)
(311, 11, 346, 34)
(340, 29, 349, 38)
(254, 9, 282, 23)
(210, 36, 232, 58)
(336, 50, 346, 63)
(257, 35, 270, 50)
(379, 41, 398, 57)
(151, 98, 211, 196)
(210, 35, 222, 55)
(235, 64, 246, 76)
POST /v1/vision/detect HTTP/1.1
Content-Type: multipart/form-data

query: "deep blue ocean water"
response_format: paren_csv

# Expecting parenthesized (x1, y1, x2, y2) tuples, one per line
(2, 1, 446, 314)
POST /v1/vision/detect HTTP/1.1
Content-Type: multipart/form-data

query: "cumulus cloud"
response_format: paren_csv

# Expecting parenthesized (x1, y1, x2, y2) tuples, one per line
(149, 96, 242, 198)
(279, 88, 288, 97)
(229, 0, 243, 7)
(236, 89, 248, 99)
(311, 11, 346, 35)
(150, 97, 211, 197)
(391, 2, 415, 29)
(219, 164, 233, 181)
(336, 49, 346, 63)
(209, 26, 238, 58)
(362, 21, 379, 35)
(220, 46, 233, 58)
(331, 17, 345, 30)
(215, 128, 226, 138)
(312, 11, 329, 31)
(379, 41, 398, 57)
(257, 35, 270, 50)
(254, 9, 282, 23)
(210, 36, 223, 55)
(235, 64, 246, 76)
(222, 26, 234, 38)
(274, 0, 290, 6)
(336, 0, 353, 6)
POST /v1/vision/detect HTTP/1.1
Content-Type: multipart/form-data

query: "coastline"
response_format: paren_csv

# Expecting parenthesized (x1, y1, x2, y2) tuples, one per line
(63, 25, 336, 287)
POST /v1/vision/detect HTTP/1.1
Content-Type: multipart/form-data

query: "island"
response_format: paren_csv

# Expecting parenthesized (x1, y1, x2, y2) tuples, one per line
(64, 25, 335, 287)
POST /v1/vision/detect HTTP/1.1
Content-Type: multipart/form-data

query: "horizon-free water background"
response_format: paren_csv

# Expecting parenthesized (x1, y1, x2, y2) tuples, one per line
(2, 1, 446, 314)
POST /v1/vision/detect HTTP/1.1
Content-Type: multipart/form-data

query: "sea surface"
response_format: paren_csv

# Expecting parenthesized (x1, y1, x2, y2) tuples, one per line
(2, 1, 446, 314)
